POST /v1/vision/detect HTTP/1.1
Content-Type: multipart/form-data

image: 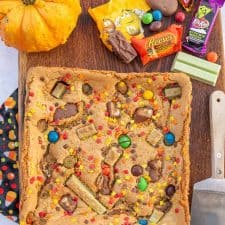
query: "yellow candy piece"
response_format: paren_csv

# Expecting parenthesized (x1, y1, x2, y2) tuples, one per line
(143, 90, 154, 100)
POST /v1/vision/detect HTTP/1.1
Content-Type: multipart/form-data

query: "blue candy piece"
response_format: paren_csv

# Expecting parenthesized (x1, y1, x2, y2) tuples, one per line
(48, 130, 59, 143)
(152, 10, 163, 21)
(164, 132, 175, 146)
(138, 219, 148, 225)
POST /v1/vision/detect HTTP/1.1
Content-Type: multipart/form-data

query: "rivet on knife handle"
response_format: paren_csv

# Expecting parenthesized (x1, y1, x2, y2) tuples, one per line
(210, 91, 225, 179)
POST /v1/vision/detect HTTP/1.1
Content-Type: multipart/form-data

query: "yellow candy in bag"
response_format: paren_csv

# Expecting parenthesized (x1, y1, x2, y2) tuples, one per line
(89, 0, 150, 51)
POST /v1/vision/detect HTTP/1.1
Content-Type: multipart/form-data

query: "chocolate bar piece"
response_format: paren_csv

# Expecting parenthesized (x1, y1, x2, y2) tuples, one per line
(106, 102, 121, 118)
(51, 82, 67, 99)
(149, 209, 164, 223)
(76, 124, 97, 140)
(59, 194, 77, 213)
(171, 51, 221, 86)
(104, 146, 122, 166)
(146, 126, 163, 147)
(66, 175, 107, 214)
(133, 107, 153, 123)
(108, 30, 137, 64)
(164, 85, 181, 100)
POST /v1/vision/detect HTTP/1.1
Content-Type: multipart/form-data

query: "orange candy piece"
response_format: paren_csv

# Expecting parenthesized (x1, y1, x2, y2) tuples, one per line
(206, 52, 218, 63)
(102, 164, 110, 176)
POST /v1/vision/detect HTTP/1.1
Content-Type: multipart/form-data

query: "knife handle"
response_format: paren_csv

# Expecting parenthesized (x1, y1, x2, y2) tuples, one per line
(210, 91, 225, 179)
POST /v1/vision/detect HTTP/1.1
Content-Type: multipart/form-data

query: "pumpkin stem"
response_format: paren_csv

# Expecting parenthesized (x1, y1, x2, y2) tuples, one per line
(22, 0, 36, 5)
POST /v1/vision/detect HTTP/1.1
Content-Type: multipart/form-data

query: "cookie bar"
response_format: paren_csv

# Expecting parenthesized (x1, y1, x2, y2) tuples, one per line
(20, 67, 192, 225)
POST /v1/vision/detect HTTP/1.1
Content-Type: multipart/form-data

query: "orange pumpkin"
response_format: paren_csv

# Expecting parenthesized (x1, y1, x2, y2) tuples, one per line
(0, 0, 81, 52)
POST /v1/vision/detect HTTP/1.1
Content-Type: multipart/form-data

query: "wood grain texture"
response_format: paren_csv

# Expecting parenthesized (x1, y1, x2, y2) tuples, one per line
(19, 0, 225, 205)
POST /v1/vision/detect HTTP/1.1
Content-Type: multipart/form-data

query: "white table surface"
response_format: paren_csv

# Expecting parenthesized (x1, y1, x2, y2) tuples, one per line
(0, 7, 225, 225)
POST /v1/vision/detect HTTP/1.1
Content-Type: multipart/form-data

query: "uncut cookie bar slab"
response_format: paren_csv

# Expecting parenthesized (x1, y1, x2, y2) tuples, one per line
(20, 67, 192, 225)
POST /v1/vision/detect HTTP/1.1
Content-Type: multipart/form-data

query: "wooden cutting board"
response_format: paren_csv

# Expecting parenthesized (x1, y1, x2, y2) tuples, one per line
(19, 0, 225, 203)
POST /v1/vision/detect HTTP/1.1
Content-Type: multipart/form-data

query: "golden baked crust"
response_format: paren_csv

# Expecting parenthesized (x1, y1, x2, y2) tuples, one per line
(20, 67, 192, 225)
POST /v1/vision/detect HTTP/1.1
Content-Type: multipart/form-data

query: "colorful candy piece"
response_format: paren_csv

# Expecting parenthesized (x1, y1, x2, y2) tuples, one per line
(149, 21, 162, 32)
(175, 11, 185, 23)
(118, 135, 131, 149)
(4, 151, 17, 161)
(143, 90, 154, 100)
(165, 184, 176, 197)
(138, 219, 148, 225)
(142, 13, 153, 25)
(131, 165, 144, 177)
(48, 131, 59, 143)
(171, 51, 221, 86)
(152, 10, 163, 21)
(206, 51, 218, 63)
(137, 177, 148, 191)
(5, 191, 17, 207)
(164, 132, 175, 146)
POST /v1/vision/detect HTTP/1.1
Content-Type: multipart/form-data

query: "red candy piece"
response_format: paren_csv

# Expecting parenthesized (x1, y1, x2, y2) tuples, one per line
(175, 12, 185, 23)
(39, 211, 47, 218)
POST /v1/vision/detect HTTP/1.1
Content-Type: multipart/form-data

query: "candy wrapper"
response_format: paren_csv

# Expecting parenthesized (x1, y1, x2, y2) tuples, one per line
(89, 0, 150, 63)
(131, 24, 183, 65)
(183, 0, 225, 56)
(178, 0, 195, 11)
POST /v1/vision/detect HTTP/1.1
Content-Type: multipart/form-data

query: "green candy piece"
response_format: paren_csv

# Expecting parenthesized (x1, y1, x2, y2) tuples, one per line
(138, 177, 148, 191)
(118, 134, 131, 149)
(142, 13, 153, 25)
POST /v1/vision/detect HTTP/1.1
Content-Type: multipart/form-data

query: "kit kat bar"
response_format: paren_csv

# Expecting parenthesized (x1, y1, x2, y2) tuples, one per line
(66, 175, 107, 214)
(171, 51, 221, 86)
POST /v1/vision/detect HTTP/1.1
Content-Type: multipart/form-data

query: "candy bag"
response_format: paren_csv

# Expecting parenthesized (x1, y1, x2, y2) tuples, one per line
(88, 0, 150, 63)
(183, 0, 225, 56)
(131, 24, 183, 65)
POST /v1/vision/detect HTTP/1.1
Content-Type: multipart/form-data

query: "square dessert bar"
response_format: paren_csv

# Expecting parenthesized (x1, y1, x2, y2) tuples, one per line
(20, 67, 192, 225)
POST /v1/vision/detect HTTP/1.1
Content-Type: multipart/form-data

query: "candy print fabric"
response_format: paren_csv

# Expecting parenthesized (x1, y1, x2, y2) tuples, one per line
(0, 90, 19, 223)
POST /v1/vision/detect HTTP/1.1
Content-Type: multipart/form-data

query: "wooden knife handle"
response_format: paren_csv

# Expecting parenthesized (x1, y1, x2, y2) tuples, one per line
(210, 91, 225, 179)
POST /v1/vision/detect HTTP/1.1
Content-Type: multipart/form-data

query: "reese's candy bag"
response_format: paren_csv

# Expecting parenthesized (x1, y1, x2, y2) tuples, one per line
(131, 24, 183, 65)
